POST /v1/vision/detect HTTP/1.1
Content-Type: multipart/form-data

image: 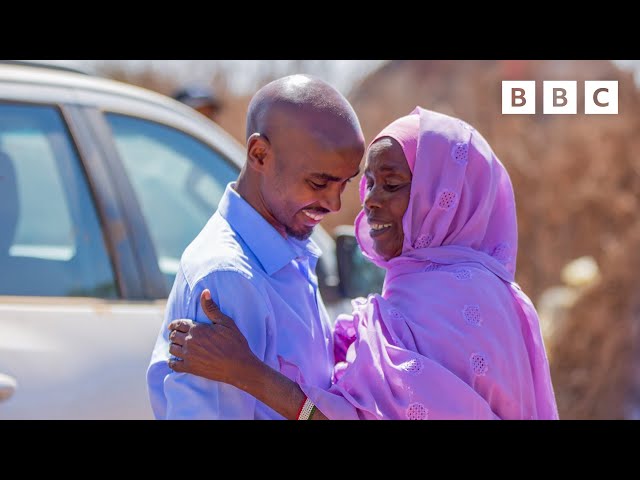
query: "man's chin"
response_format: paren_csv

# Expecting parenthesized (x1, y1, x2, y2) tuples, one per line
(287, 225, 314, 241)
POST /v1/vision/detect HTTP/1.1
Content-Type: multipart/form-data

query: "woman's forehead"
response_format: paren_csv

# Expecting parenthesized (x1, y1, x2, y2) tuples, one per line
(365, 138, 409, 173)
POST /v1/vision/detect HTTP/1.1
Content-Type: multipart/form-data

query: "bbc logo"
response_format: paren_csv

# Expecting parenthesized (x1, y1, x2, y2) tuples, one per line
(502, 81, 618, 114)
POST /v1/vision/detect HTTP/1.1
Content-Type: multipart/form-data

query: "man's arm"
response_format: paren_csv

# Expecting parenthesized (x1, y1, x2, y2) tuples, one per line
(148, 269, 271, 419)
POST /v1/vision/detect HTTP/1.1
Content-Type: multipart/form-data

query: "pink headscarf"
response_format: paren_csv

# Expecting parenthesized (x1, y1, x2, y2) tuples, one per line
(294, 107, 558, 419)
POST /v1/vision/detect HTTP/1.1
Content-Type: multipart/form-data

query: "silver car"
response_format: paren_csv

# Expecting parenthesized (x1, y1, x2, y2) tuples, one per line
(0, 61, 381, 419)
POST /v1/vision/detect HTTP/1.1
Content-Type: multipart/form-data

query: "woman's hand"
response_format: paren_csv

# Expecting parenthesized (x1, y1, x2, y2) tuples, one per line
(167, 290, 258, 387)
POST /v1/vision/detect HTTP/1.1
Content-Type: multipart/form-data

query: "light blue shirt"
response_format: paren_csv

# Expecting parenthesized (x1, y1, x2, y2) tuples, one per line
(147, 183, 335, 419)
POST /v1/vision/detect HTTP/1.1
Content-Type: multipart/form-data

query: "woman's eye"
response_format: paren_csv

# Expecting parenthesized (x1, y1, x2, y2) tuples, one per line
(385, 184, 400, 191)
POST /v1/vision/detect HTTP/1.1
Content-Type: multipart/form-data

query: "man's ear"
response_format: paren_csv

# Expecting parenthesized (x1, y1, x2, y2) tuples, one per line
(246, 133, 271, 172)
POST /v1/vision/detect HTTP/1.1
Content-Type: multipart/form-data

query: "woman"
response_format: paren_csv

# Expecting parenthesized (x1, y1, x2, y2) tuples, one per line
(168, 107, 559, 420)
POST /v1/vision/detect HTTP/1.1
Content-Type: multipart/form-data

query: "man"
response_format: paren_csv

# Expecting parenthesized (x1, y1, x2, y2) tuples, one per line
(147, 74, 365, 419)
(172, 85, 223, 122)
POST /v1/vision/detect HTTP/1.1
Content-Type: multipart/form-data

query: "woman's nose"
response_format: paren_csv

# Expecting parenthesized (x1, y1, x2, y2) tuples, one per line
(364, 185, 382, 210)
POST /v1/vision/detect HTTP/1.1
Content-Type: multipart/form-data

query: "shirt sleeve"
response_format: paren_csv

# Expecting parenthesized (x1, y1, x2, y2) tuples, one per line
(147, 268, 272, 419)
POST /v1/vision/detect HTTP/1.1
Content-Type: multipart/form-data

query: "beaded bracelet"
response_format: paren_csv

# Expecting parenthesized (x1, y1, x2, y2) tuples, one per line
(297, 396, 316, 420)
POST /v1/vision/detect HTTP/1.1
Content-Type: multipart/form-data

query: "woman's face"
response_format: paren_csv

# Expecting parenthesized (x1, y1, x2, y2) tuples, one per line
(363, 137, 412, 260)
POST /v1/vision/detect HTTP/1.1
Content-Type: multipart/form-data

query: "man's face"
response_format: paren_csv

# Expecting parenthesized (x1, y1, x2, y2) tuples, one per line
(262, 127, 363, 240)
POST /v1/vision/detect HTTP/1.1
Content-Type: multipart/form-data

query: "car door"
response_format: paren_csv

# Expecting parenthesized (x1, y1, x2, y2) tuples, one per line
(0, 100, 166, 419)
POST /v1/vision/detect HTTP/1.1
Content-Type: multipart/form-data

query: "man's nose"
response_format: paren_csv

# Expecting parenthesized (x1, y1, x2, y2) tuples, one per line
(322, 187, 342, 213)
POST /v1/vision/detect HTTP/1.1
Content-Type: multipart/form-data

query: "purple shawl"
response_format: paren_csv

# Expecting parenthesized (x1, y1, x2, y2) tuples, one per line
(292, 107, 558, 419)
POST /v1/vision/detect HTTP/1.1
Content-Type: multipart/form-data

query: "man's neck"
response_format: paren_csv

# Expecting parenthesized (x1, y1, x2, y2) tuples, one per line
(235, 176, 287, 239)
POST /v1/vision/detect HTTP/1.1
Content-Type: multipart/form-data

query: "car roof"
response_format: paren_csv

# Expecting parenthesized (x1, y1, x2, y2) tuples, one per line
(0, 61, 246, 169)
(0, 60, 92, 75)
(0, 61, 178, 105)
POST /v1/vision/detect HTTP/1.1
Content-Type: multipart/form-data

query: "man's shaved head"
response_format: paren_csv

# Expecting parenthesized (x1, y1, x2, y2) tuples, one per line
(246, 74, 362, 148)
(237, 74, 365, 240)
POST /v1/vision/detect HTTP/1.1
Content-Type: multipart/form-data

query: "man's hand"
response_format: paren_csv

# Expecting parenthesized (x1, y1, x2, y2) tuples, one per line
(167, 290, 257, 387)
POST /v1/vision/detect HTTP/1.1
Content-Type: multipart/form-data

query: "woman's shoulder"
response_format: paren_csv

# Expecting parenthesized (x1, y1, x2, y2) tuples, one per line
(390, 262, 498, 286)
(427, 261, 494, 278)
(387, 262, 514, 306)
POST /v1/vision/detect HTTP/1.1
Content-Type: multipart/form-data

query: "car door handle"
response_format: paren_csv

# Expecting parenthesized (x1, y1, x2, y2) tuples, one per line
(0, 373, 17, 402)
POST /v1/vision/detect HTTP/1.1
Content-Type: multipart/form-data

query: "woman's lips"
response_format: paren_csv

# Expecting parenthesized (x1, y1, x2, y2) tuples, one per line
(368, 221, 392, 237)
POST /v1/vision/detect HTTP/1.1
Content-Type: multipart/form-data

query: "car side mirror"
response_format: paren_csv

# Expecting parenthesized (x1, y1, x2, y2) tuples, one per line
(335, 226, 385, 299)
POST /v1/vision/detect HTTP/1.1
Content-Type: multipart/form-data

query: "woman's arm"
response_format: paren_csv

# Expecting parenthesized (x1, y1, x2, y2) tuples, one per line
(168, 289, 328, 420)
(237, 355, 328, 420)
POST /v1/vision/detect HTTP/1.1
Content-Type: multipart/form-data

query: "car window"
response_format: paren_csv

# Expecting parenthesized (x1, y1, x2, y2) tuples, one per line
(105, 114, 238, 289)
(0, 104, 117, 297)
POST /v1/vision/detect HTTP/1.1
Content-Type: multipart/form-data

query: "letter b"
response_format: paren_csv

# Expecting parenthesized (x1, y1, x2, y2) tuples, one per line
(544, 81, 577, 114)
(512, 88, 527, 106)
(554, 89, 567, 106)
(502, 81, 535, 114)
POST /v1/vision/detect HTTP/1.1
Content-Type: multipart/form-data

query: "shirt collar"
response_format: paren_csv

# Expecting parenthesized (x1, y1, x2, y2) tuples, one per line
(218, 183, 322, 276)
